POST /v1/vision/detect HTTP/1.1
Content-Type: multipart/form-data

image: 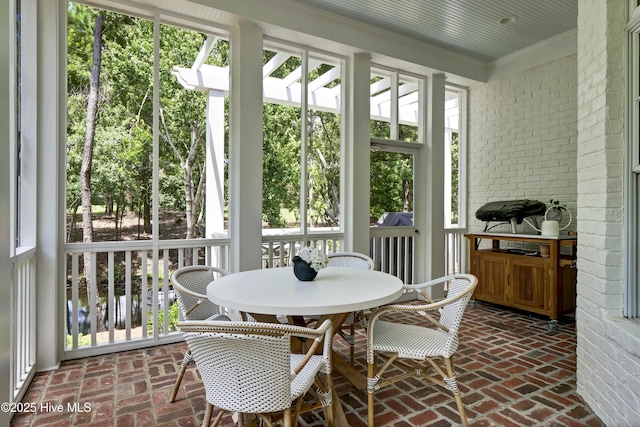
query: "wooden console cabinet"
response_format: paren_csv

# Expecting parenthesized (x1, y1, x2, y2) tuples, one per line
(465, 233, 577, 327)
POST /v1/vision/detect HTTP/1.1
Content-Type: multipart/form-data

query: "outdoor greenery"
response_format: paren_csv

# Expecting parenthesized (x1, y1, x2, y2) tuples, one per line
(66, 3, 451, 239)
(148, 301, 180, 334)
(64, 3, 460, 341)
(67, 4, 222, 241)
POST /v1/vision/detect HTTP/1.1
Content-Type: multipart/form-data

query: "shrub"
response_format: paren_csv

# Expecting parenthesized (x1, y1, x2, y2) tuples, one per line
(147, 301, 180, 334)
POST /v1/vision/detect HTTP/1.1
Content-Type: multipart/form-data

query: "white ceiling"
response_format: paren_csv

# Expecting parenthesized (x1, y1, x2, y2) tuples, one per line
(293, 0, 578, 61)
(97, 0, 578, 83)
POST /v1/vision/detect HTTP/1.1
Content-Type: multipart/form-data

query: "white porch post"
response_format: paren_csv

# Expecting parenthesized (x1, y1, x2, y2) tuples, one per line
(344, 53, 371, 254)
(1, 0, 12, 420)
(415, 74, 446, 294)
(205, 90, 226, 266)
(37, 0, 64, 370)
(205, 90, 226, 234)
(228, 22, 263, 272)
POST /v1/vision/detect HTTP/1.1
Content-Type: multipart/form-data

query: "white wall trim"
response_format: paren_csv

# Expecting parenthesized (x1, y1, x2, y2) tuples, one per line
(1, 0, 13, 422)
(191, 0, 488, 83)
(487, 29, 577, 81)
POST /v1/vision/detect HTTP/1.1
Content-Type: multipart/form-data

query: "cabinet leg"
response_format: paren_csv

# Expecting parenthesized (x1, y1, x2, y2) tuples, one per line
(548, 320, 557, 330)
(470, 300, 477, 309)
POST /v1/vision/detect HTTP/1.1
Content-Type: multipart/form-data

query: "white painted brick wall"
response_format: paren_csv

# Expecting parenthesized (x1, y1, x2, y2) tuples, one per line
(575, 0, 640, 425)
(468, 55, 578, 235)
(467, 0, 640, 423)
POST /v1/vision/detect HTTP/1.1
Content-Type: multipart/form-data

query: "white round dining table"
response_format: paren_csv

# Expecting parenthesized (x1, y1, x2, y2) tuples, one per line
(206, 266, 404, 317)
(206, 265, 403, 427)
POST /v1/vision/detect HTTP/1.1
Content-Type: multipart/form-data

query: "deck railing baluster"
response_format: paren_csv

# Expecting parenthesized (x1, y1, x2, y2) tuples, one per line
(11, 248, 37, 403)
(108, 252, 115, 343)
(125, 250, 132, 341)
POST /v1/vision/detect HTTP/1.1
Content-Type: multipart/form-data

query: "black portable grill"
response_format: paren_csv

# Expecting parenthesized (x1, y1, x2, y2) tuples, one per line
(475, 199, 546, 233)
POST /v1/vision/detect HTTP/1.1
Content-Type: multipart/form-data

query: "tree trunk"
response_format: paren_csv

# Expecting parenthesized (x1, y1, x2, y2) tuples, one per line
(81, 12, 106, 333)
(403, 179, 411, 212)
(158, 108, 205, 254)
(105, 194, 113, 216)
(67, 203, 80, 243)
(114, 203, 120, 240)
(143, 197, 151, 234)
(184, 125, 204, 239)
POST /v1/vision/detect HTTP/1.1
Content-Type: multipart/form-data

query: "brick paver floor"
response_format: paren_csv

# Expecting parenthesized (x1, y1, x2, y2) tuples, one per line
(10, 301, 605, 426)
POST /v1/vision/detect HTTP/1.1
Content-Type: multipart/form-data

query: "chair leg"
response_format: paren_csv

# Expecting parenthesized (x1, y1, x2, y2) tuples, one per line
(257, 414, 275, 427)
(315, 374, 335, 427)
(283, 407, 292, 427)
(201, 402, 214, 427)
(325, 375, 335, 427)
(349, 323, 355, 366)
(210, 410, 225, 427)
(367, 362, 377, 427)
(292, 397, 303, 427)
(338, 326, 356, 366)
(170, 349, 193, 403)
(444, 357, 468, 427)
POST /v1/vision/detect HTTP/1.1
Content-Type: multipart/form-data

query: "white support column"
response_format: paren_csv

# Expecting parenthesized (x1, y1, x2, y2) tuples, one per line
(1, 0, 13, 421)
(37, 0, 63, 370)
(344, 53, 371, 254)
(206, 89, 227, 268)
(415, 74, 446, 294)
(20, 0, 37, 248)
(205, 89, 226, 237)
(228, 22, 263, 272)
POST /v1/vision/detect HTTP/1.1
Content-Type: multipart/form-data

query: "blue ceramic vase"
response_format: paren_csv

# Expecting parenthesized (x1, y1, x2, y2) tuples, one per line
(292, 256, 318, 281)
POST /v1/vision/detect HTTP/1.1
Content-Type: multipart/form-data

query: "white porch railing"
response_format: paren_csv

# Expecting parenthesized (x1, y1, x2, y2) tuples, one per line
(261, 231, 345, 268)
(62, 228, 466, 356)
(445, 227, 467, 275)
(370, 226, 416, 283)
(12, 247, 37, 404)
(63, 238, 231, 359)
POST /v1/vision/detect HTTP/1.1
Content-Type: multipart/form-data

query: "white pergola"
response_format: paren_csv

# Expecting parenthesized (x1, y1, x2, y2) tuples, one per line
(171, 35, 460, 238)
(171, 36, 429, 122)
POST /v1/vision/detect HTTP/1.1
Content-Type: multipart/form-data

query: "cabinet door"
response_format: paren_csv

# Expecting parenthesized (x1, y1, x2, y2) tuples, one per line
(474, 252, 507, 304)
(508, 258, 549, 312)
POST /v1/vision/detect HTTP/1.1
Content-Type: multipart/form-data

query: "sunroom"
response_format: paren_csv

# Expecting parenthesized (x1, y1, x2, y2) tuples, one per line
(2, 0, 640, 425)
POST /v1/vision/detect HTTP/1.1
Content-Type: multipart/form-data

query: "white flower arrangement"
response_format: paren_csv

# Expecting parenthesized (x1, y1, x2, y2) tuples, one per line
(296, 247, 328, 272)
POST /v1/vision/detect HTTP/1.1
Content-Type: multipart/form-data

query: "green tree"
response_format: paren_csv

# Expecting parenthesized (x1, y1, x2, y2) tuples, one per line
(68, 6, 228, 243)
(369, 151, 413, 221)
(369, 121, 415, 222)
(450, 132, 459, 224)
(308, 110, 341, 226)
(263, 103, 301, 227)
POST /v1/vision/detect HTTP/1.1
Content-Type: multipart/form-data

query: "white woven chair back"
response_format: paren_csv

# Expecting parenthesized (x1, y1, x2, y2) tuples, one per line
(172, 266, 229, 321)
(327, 252, 374, 270)
(184, 330, 294, 413)
(439, 275, 476, 334)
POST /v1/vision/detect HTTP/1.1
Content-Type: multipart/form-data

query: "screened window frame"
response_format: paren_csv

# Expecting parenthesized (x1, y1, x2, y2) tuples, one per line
(625, 0, 640, 318)
(444, 85, 467, 229)
(9, 0, 19, 257)
(262, 39, 347, 234)
(65, 1, 231, 243)
(12, 0, 38, 254)
(369, 65, 423, 144)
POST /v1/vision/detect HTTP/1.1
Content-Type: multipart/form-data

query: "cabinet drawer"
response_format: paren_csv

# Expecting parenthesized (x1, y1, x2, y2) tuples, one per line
(473, 252, 507, 303)
(508, 258, 549, 312)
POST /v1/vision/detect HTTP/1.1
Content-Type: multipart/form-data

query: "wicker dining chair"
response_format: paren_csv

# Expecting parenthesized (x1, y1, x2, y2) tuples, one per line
(327, 251, 375, 366)
(169, 265, 231, 403)
(365, 274, 478, 427)
(179, 319, 335, 427)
